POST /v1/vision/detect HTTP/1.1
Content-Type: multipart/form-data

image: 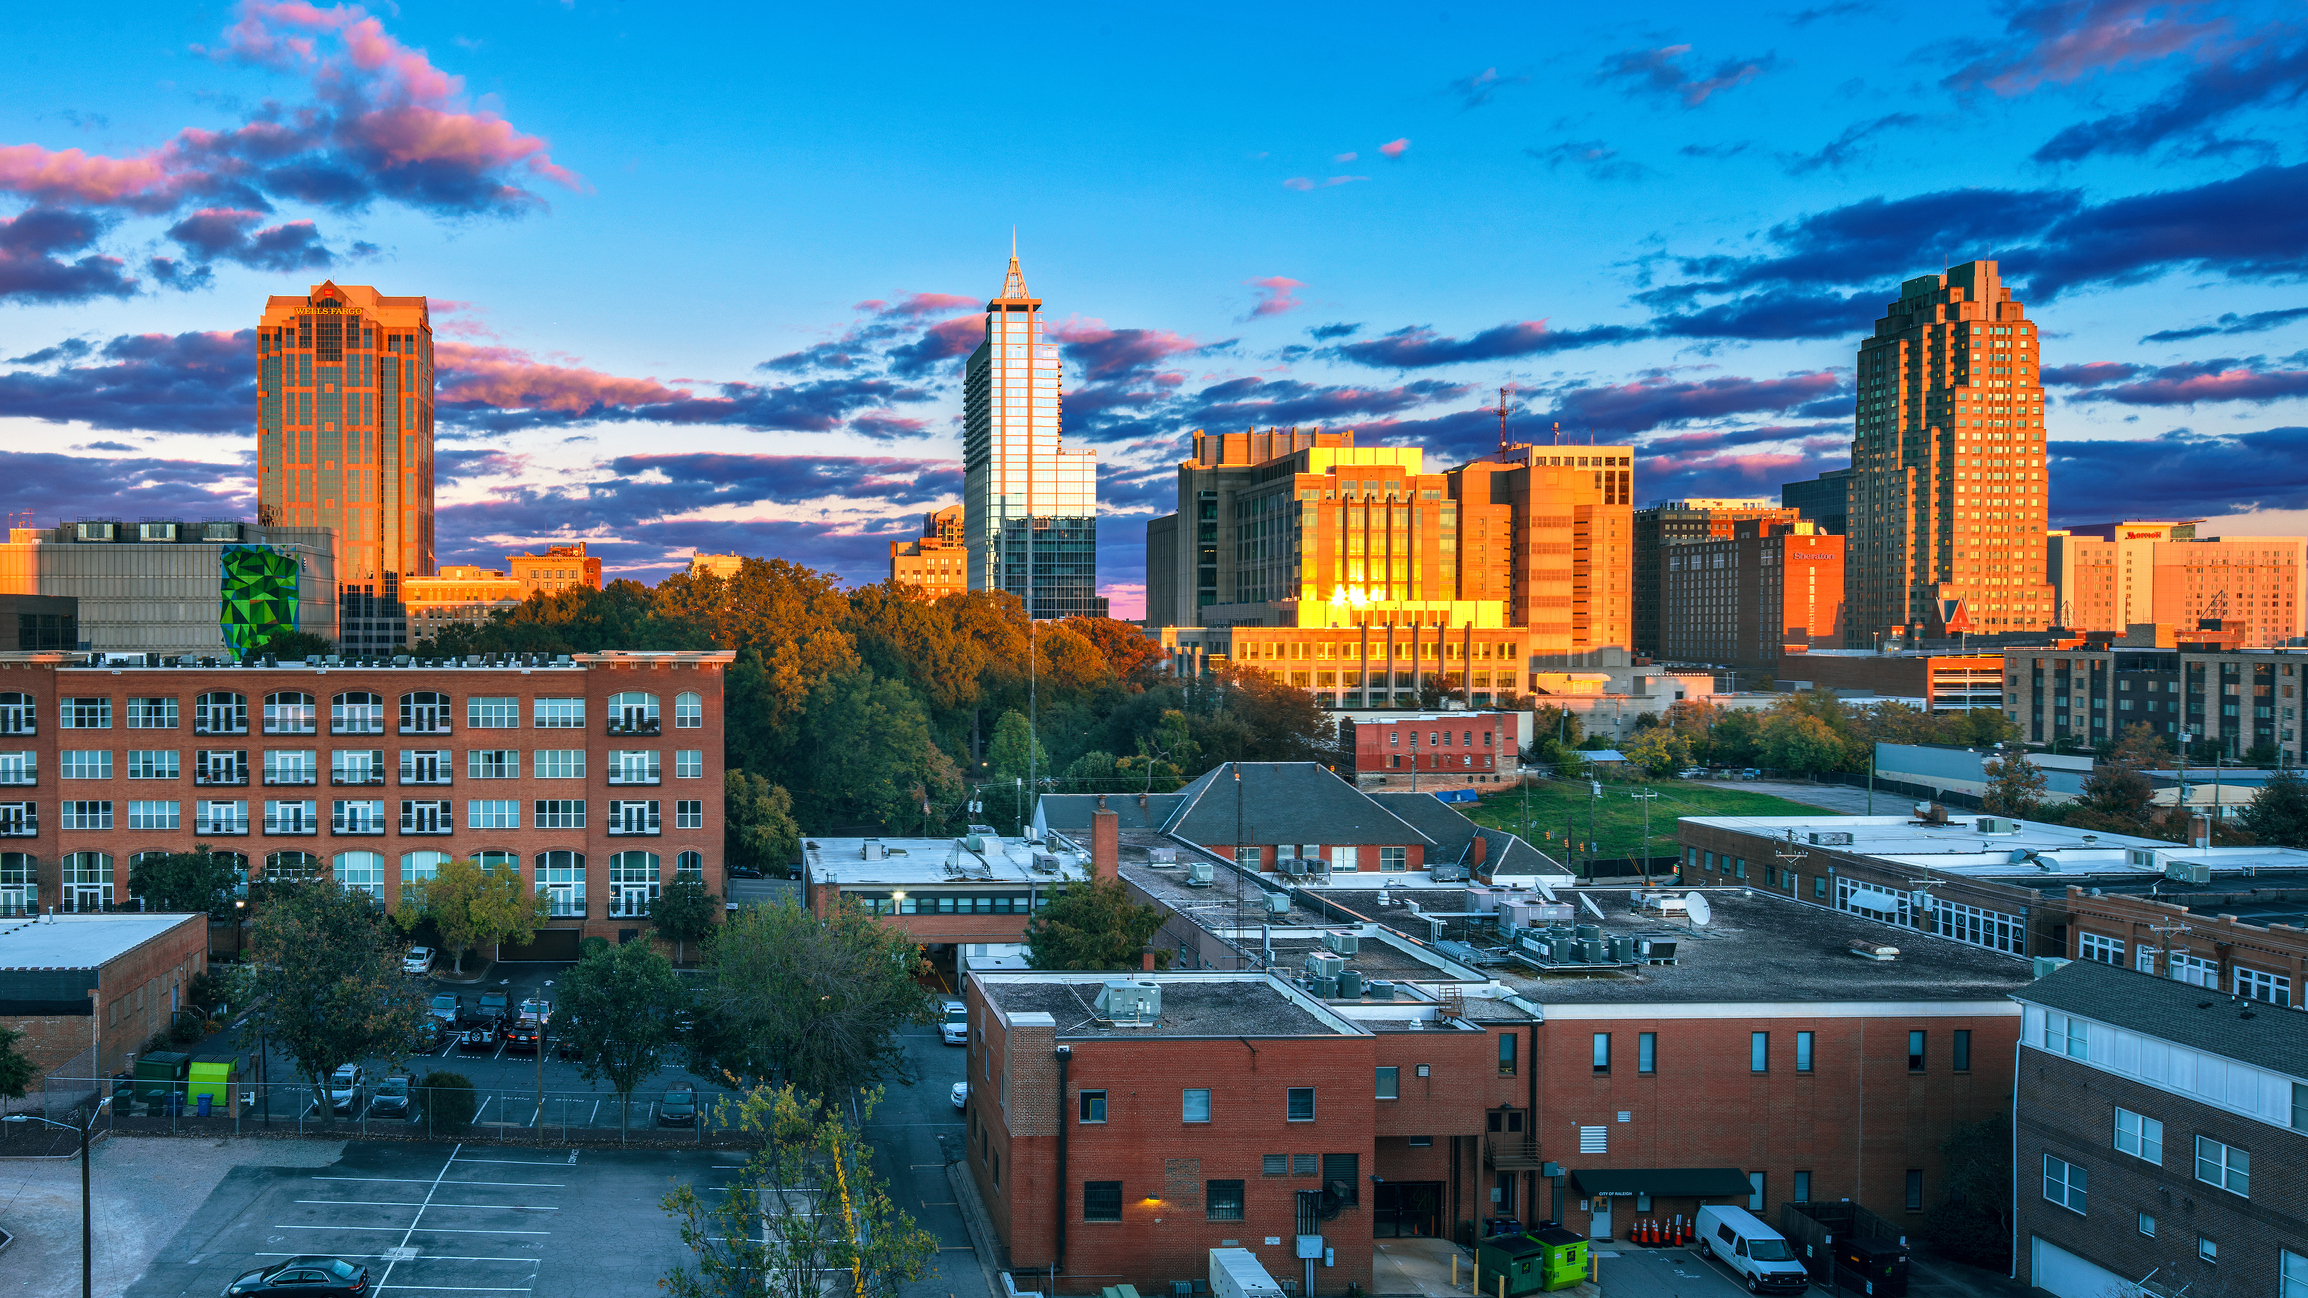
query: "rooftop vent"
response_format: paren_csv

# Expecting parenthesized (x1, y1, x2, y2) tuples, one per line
(1847, 940, 1900, 962)
(1094, 979, 1161, 1025)
(1304, 952, 1345, 980)
(861, 838, 884, 861)
(1322, 929, 1359, 956)
(1263, 892, 1290, 915)
(1185, 861, 1214, 887)
(2032, 956, 2072, 979)
(2164, 860, 2211, 885)
(1808, 831, 1854, 846)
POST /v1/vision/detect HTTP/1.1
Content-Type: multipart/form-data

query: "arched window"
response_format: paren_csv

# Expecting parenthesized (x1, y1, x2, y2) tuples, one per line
(0, 852, 32, 915)
(535, 850, 585, 917)
(61, 851, 112, 912)
(400, 692, 452, 735)
(333, 851, 385, 899)
(264, 850, 320, 882)
(0, 692, 34, 736)
(674, 692, 703, 729)
(607, 692, 659, 735)
(332, 691, 385, 734)
(194, 691, 247, 736)
(474, 849, 519, 876)
(608, 851, 660, 917)
(263, 691, 316, 735)
(676, 850, 704, 881)
(401, 850, 451, 884)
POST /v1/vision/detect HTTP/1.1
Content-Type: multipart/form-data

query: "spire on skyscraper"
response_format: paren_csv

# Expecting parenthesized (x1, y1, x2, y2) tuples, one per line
(999, 241, 1030, 301)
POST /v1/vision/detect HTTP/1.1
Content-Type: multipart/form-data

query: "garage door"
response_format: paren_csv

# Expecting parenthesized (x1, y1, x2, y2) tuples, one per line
(498, 927, 583, 962)
(2031, 1236, 2134, 1298)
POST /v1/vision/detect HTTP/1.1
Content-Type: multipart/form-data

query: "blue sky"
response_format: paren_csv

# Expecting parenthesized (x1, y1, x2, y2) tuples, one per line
(4, 0, 2307, 617)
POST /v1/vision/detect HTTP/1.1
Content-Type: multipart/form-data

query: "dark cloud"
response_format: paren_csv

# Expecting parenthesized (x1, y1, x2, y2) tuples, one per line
(2020, 163, 2308, 299)
(438, 375, 932, 436)
(883, 316, 983, 377)
(1306, 323, 1361, 340)
(2045, 356, 2308, 406)
(0, 449, 251, 524)
(1448, 67, 1531, 108)
(0, 329, 255, 434)
(2033, 41, 2308, 163)
(2050, 425, 2308, 521)
(1787, 1, 1876, 26)
(1545, 371, 1845, 434)
(1780, 113, 1922, 174)
(0, 208, 137, 303)
(1597, 45, 1777, 107)
(1179, 377, 1471, 429)
(2141, 306, 2308, 344)
(1330, 321, 1647, 369)
(1940, 0, 2226, 98)
(1646, 288, 1881, 341)
(165, 208, 335, 271)
(1525, 140, 1648, 182)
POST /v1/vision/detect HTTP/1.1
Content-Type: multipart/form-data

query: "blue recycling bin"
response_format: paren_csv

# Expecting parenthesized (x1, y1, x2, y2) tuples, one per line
(197, 1093, 213, 1117)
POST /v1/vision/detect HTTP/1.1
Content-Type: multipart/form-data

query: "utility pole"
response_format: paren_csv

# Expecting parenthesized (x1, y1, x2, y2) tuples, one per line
(1629, 790, 1659, 884)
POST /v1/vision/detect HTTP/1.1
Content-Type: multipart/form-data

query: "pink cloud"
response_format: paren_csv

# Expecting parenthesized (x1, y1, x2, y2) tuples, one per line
(2109, 367, 2308, 404)
(877, 291, 979, 317)
(1379, 138, 1410, 159)
(437, 341, 687, 412)
(1948, 0, 2227, 95)
(1244, 276, 1305, 319)
(1045, 318, 1203, 380)
(1282, 175, 1369, 191)
(1334, 151, 1358, 162)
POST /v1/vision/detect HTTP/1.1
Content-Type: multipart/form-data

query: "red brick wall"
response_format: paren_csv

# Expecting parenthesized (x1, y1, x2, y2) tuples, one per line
(2, 914, 208, 1087)
(1351, 717, 1509, 776)
(1533, 1011, 2018, 1236)
(2, 657, 726, 944)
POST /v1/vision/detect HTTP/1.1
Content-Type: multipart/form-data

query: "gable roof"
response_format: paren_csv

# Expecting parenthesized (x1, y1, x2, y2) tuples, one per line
(1037, 791, 1187, 836)
(1163, 762, 1435, 849)
(2019, 957, 2308, 1081)
(1368, 792, 1570, 877)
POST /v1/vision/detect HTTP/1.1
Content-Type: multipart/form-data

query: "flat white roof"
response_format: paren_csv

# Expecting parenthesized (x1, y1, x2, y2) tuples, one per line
(806, 834, 1092, 887)
(1684, 813, 2308, 877)
(0, 913, 202, 969)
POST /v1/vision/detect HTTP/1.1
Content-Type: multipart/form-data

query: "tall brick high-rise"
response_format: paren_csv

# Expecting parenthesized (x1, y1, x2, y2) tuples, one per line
(1446, 444, 1634, 654)
(256, 281, 435, 649)
(1846, 260, 2052, 646)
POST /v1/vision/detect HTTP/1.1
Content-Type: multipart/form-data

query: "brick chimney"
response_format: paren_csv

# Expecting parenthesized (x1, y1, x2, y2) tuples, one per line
(1092, 806, 1119, 881)
(1470, 834, 1488, 868)
(1141, 951, 1156, 972)
(2191, 814, 2211, 849)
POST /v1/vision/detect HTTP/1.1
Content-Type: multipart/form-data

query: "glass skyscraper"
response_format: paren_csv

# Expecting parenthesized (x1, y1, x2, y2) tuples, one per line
(962, 251, 1101, 619)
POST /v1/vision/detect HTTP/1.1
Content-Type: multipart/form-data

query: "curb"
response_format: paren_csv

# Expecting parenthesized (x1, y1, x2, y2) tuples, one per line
(947, 1159, 1006, 1298)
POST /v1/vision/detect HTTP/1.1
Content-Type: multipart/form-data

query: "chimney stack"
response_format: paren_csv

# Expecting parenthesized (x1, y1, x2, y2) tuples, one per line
(1141, 951, 1156, 972)
(2191, 814, 2211, 850)
(1092, 807, 1119, 882)
(1470, 835, 1488, 867)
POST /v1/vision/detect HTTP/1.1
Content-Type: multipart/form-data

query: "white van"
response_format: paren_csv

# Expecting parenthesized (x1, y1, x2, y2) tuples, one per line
(1696, 1205, 1811, 1294)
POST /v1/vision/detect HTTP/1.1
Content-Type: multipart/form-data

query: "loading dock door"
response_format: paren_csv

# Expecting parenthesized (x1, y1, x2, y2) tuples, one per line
(499, 928, 582, 961)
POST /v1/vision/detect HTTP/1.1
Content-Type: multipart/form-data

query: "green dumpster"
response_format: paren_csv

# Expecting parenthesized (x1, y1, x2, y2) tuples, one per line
(1535, 1227, 1589, 1291)
(1476, 1233, 1553, 1297)
(130, 1051, 192, 1114)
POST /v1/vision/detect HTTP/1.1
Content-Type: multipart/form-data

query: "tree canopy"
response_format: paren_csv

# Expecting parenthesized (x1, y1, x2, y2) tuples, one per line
(391, 857, 550, 975)
(1024, 876, 1171, 971)
(236, 882, 429, 1122)
(127, 845, 243, 918)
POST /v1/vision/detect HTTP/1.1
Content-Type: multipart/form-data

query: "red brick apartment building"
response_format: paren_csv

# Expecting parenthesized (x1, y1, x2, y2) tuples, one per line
(2012, 960, 2308, 1298)
(0, 650, 730, 950)
(1344, 713, 1518, 790)
(0, 911, 208, 1086)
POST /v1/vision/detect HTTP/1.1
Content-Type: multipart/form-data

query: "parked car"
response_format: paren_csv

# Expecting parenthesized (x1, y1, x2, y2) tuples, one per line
(402, 946, 434, 975)
(504, 1007, 544, 1053)
(326, 1064, 364, 1114)
(726, 864, 765, 879)
(369, 1074, 412, 1119)
(950, 1081, 968, 1110)
(1737, 768, 1763, 781)
(1676, 767, 1709, 780)
(658, 1085, 698, 1127)
(456, 1025, 496, 1053)
(555, 1015, 587, 1061)
(478, 989, 510, 1022)
(940, 1000, 967, 1046)
(1697, 1205, 1811, 1294)
(427, 992, 466, 1027)
(223, 1256, 369, 1296)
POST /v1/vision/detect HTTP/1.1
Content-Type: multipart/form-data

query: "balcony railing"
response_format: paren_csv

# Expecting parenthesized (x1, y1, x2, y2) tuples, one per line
(196, 818, 250, 836)
(399, 774, 453, 786)
(606, 773, 661, 786)
(1484, 1138, 1546, 1171)
(399, 823, 453, 836)
(330, 773, 385, 786)
(606, 719, 661, 737)
(0, 775, 35, 788)
(263, 821, 316, 836)
(196, 773, 249, 786)
(606, 825, 660, 837)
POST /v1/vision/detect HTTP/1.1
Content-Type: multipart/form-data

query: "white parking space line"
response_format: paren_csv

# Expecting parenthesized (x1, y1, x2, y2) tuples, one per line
(311, 1177, 567, 1188)
(260, 1252, 539, 1264)
(269, 1225, 553, 1236)
(376, 1286, 534, 1293)
(451, 1157, 570, 1167)
(586, 1100, 600, 1125)
(294, 1200, 562, 1211)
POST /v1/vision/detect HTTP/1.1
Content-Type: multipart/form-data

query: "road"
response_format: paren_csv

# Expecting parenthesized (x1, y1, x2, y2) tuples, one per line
(866, 1022, 990, 1298)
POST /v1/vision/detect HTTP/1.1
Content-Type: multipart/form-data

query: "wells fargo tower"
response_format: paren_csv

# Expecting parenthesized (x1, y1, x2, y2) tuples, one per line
(1846, 260, 2051, 645)
(255, 281, 435, 648)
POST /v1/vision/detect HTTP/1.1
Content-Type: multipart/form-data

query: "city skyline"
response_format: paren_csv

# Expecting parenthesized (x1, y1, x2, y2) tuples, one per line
(4, 1, 2308, 619)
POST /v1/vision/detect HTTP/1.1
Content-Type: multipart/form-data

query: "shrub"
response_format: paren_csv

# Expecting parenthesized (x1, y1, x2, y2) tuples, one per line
(417, 1070, 478, 1133)
(580, 935, 612, 960)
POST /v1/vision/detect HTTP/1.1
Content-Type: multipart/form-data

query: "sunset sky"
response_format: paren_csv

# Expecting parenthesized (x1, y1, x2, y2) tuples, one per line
(4, 0, 2306, 617)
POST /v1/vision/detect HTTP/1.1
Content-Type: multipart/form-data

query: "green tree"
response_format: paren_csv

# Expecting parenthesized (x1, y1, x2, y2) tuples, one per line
(1924, 1111, 2011, 1269)
(235, 882, 429, 1125)
(1759, 708, 1847, 774)
(726, 771, 801, 875)
(795, 670, 961, 829)
(251, 629, 337, 663)
(2240, 766, 2308, 847)
(127, 845, 243, 917)
(1061, 750, 1121, 794)
(660, 1084, 937, 1298)
(0, 1024, 35, 1099)
(2071, 734, 2158, 833)
(391, 857, 550, 975)
(1981, 750, 2048, 817)
(1025, 876, 1170, 971)
(1620, 727, 1690, 779)
(652, 879, 721, 965)
(557, 939, 686, 1137)
(986, 709, 1049, 783)
(690, 898, 935, 1099)
(416, 1070, 477, 1134)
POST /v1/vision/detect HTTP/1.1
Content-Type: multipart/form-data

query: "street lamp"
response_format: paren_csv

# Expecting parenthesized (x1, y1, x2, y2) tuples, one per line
(5, 1096, 107, 1298)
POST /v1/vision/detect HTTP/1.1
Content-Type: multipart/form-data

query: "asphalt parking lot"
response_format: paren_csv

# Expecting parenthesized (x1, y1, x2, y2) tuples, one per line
(124, 1139, 734, 1298)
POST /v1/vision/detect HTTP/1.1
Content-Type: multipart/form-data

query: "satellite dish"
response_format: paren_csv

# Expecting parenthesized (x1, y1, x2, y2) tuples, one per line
(1579, 892, 1607, 920)
(1685, 893, 1713, 927)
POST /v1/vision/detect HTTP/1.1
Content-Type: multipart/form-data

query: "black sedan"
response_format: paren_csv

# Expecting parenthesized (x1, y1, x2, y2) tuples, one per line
(222, 1255, 368, 1295)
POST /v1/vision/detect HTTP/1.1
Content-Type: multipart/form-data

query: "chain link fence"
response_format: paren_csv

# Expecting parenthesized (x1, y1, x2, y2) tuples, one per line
(30, 1077, 756, 1147)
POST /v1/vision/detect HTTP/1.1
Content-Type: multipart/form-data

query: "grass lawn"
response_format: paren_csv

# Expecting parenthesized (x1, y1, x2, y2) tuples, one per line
(1464, 777, 1844, 863)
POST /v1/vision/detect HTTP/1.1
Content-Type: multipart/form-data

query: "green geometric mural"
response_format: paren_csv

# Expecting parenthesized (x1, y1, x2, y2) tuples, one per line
(221, 545, 301, 660)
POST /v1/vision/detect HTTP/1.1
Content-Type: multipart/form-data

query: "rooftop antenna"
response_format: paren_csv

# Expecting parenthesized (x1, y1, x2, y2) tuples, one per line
(1490, 384, 1515, 455)
(1552, 420, 1561, 446)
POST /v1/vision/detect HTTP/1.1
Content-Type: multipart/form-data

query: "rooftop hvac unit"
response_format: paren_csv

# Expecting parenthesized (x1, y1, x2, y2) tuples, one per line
(1847, 941, 1900, 962)
(1149, 847, 1177, 863)
(1263, 892, 1291, 916)
(1094, 979, 1162, 1024)
(1305, 952, 1345, 980)
(1279, 856, 1309, 878)
(2032, 956, 2072, 979)
(861, 839, 885, 861)
(1430, 862, 1467, 883)
(1808, 831, 1854, 846)
(1336, 969, 1363, 998)
(1322, 930, 1359, 956)
(1186, 862, 1215, 887)
(1307, 976, 1338, 999)
(1975, 817, 2021, 834)
(2165, 860, 2211, 885)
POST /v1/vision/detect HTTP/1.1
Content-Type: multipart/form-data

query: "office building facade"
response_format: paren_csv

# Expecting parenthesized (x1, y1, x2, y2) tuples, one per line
(2006, 644, 2307, 760)
(1780, 468, 1851, 536)
(891, 505, 967, 598)
(508, 542, 601, 597)
(1448, 444, 1634, 653)
(256, 281, 435, 650)
(2048, 523, 2305, 647)
(1658, 520, 1845, 671)
(0, 521, 337, 656)
(963, 253, 1100, 619)
(1633, 499, 1799, 657)
(0, 650, 731, 945)
(402, 566, 525, 644)
(1846, 260, 2052, 645)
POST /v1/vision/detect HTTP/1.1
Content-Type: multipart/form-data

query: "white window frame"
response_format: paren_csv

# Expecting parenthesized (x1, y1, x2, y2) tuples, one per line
(2042, 1154, 2086, 1214)
(468, 800, 520, 830)
(675, 749, 704, 779)
(2235, 967, 2291, 1007)
(127, 800, 180, 830)
(2079, 932, 2123, 964)
(2114, 1108, 2162, 1164)
(2193, 1135, 2248, 1197)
